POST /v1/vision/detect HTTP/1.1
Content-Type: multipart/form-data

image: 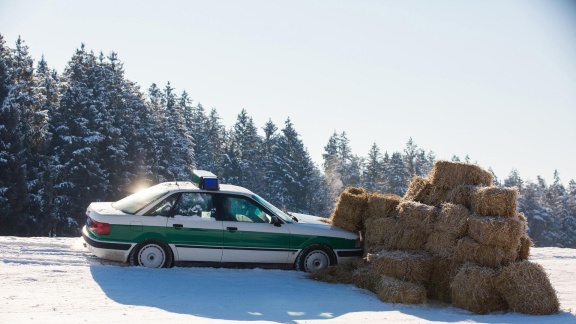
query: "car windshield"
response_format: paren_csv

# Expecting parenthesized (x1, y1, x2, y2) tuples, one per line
(252, 194, 293, 223)
(112, 185, 169, 214)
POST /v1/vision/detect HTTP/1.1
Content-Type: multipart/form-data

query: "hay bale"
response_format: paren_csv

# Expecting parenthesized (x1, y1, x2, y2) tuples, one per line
(471, 186, 518, 217)
(364, 193, 401, 220)
(516, 235, 533, 261)
(451, 263, 508, 314)
(307, 258, 366, 284)
(375, 275, 428, 304)
(403, 176, 431, 202)
(363, 217, 400, 253)
(497, 261, 559, 315)
(351, 265, 379, 292)
(424, 231, 457, 258)
(517, 212, 527, 222)
(515, 212, 532, 261)
(396, 228, 429, 251)
(467, 215, 526, 247)
(429, 160, 493, 189)
(444, 185, 477, 209)
(454, 237, 517, 268)
(330, 187, 368, 232)
(397, 201, 438, 231)
(421, 185, 451, 207)
(367, 250, 434, 284)
(428, 257, 463, 303)
(434, 203, 469, 237)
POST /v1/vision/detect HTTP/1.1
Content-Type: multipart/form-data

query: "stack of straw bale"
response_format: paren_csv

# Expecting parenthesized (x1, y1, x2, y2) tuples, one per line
(311, 160, 559, 315)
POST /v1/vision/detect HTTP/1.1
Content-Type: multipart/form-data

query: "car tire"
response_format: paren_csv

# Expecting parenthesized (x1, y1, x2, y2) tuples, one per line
(295, 244, 336, 273)
(130, 240, 173, 268)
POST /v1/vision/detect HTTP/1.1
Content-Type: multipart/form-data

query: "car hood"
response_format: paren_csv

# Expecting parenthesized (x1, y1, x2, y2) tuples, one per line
(290, 212, 330, 225)
(287, 212, 358, 239)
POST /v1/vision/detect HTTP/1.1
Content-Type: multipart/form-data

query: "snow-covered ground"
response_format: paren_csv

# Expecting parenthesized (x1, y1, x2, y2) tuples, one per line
(0, 236, 574, 324)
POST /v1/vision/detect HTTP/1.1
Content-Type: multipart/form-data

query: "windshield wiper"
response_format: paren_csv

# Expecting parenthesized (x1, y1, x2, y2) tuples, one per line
(287, 212, 299, 222)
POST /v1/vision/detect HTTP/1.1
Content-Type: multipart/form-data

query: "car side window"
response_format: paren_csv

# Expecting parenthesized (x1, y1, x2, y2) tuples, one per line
(222, 196, 270, 223)
(173, 193, 215, 220)
(146, 194, 179, 216)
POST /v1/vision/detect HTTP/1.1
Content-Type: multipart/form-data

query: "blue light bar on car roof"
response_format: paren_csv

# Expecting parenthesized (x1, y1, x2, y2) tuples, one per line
(191, 170, 220, 190)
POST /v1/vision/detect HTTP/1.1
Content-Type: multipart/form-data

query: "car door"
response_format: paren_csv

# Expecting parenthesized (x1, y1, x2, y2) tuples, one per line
(218, 194, 292, 264)
(160, 192, 224, 262)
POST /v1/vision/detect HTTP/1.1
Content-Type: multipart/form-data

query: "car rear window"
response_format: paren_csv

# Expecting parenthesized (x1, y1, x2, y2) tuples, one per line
(112, 186, 169, 214)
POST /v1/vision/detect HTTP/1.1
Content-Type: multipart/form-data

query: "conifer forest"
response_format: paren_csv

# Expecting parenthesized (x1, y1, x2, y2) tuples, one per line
(1, 36, 575, 247)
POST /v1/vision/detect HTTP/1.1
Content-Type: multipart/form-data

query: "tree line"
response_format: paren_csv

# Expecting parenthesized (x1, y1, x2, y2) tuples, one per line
(1, 36, 574, 247)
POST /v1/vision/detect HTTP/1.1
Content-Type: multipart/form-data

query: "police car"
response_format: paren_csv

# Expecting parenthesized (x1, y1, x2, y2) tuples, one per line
(82, 170, 363, 273)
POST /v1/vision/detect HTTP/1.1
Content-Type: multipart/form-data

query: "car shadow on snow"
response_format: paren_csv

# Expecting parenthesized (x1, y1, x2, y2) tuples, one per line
(89, 264, 575, 323)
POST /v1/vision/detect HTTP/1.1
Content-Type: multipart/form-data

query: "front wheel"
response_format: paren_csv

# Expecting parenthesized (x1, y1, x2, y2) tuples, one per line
(295, 244, 336, 273)
(130, 240, 173, 268)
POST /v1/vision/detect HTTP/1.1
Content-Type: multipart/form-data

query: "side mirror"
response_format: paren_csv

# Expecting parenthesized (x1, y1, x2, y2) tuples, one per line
(270, 215, 282, 227)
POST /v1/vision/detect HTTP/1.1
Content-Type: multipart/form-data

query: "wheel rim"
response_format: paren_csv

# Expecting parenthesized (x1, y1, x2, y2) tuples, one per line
(304, 250, 330, 273)
(138, 244, 165, 268)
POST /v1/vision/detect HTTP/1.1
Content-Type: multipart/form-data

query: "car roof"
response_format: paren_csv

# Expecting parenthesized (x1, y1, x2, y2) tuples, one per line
(158, 181, 255, 195)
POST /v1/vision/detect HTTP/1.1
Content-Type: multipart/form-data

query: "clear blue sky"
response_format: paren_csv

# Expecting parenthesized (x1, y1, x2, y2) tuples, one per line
(1, 0, 575, 185)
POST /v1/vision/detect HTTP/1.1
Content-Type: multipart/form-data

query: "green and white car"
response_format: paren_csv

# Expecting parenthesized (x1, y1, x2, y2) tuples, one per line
(82, 171, 363, 273)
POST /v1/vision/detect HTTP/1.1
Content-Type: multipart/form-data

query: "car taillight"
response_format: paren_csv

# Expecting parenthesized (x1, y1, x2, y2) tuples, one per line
(88, 217, 111, 235)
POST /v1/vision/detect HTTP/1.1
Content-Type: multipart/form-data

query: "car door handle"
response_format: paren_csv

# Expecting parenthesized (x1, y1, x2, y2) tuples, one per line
(226, 227, 237, 232)
(173, 224, 183, 228)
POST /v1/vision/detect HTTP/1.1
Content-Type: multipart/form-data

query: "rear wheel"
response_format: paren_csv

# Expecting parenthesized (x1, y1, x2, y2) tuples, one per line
(296, 244, 336, 273)
(130, 240, 173, 268)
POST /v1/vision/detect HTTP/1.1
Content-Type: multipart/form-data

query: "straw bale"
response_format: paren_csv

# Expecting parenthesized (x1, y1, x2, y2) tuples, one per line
(398, 201, 438, 231)
(318, 218, 332, 224)
(396, 228, 429, 251)
(516, 235, 533, 261)
(497, 261, 559, 315)
(367, 250, 434, 284)
(351, 265, 379, 292)
(421, 185, 451, 208)
(434, 203, 469, 237)
(307, 259, 366, 284)
(428, 257, 463, 303)
(517, 212, 527, 222)
(454, 237, 517, 268)
(403, 176, 431, 202)
(363, 217, 400, 253)
(471, 186, 518, 217)
(429, 160, 493, 189)
(330, 187, 368, 232)
(375, 275, 428, 304)
(467, 215, 526, 248)
(445, 185, 477, 209)
(364, 193, 401, 221)
(451, 263, 508, 314)
(424, 231, 457, 258)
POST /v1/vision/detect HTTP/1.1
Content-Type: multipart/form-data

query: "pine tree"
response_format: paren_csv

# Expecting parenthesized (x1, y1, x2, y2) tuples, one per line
(404, 137, 418, 176)
(162, 82, 195, 180)
(29, 56, 60, 235)
(0, 37, 49, 235)
(50, 45, 110, 235)
(362, 143, 384, 193)
(260, 119, 287, 206)
(201, 108, 225, 175)
(504, 169, 523, 189)
(0, 36, 27, 234)
(385, 152, 410, 196)
(223, 109, 262, 188)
